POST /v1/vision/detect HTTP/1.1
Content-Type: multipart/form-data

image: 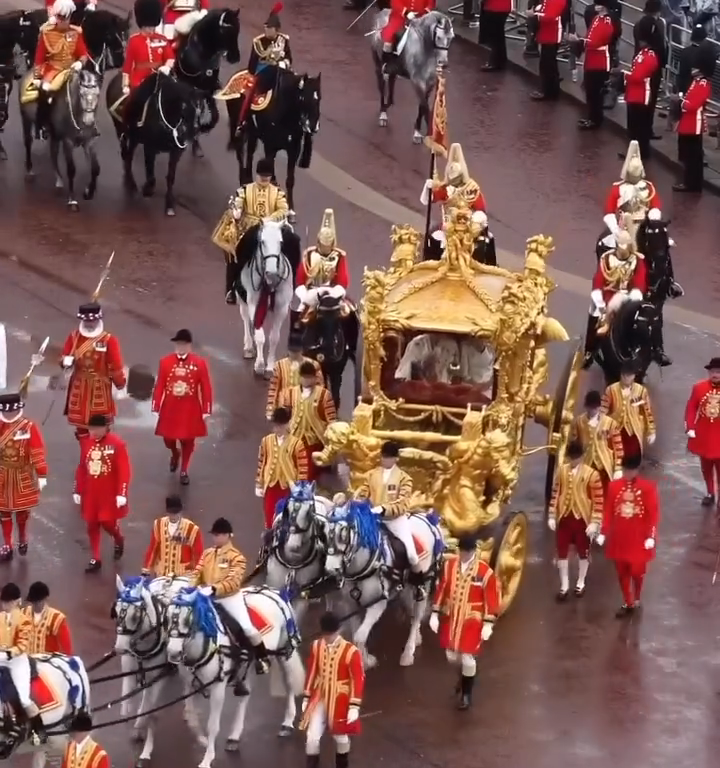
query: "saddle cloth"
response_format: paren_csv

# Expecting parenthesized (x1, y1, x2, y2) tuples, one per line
(381, 527, 427, 568)
(211, 209, 241, 257)
(213, 70, 272, 111)
(109, 91, 152, 127)
(0, 662, 62, 716)
(20, 69, 72, 105)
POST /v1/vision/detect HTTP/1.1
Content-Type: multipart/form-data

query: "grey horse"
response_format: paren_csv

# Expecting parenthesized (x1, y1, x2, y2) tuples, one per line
(19, 67, 101, 211)
(370, 9, 454, 142)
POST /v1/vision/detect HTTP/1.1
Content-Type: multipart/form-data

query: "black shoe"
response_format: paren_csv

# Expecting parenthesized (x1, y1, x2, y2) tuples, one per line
(0, 545, 13, 562)
(672, 183, 701, 192)
(17, 543, 28, 557)
(29, 715, 47, 745)
(574, 584, 586, 597)
(180, 471, 190, 486)
(457, 674, 474, 710)
(578, 120, 601, 130)
(336, 752, 349, 768)
(170, 454, 179, 473)
(701, 494, 715, 507)
(85, 558, 102, 573)
(233, 678, 250, 696)
(114, 538, 125, 561)
(556, 589, 569, 602)
(655, 352, 672, 367)
(615, 604, 634, 618)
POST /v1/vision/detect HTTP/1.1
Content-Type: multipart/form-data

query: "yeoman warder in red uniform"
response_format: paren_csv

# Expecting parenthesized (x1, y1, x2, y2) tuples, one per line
(151, 329, 213, 486)
(685, 356, 720, 507)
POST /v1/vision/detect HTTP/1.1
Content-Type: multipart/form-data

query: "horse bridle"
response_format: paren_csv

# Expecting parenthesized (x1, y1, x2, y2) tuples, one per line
(166, 604, 226, 676)
(114, 593, 166, 661)
(250, 237, 290, 292)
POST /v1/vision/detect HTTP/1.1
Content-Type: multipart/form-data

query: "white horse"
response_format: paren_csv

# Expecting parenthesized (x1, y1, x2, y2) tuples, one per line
(165, 585, 305, 768)
(236, 219, 298, 378)
(324, 499, 445, 669)
(0, 653, 91, 768)
(113, 575, 202, 767)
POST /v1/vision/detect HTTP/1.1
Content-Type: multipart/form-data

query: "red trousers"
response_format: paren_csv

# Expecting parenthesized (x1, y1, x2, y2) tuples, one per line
(303, 442, 323, 481)
(163, 438, 196, 472)
(381, 13, 407, 44)
(556, 515, 590, 559)
(700, 458, 720, 496)
(614, 560, 647, 606)
(264, 483, 290, 530)
(0, 511, 30, 547)
(620, 430, 642, 459)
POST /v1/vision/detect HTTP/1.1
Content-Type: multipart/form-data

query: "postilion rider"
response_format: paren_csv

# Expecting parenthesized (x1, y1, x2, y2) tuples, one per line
(583, 215, 647, 368)
(265, 329, 323, 421)
(192, 517, 271, 693)
(301, 611, 365, 768)
(429, 535, 499, 711)
(60, 302, 127, 442)
(0, 583, 46, 743)
(381, 0, 436, 72)
(685, 357, 720, 507)
(22, 581, 74, 655)
(354, 441, 425, 593)
(212, 158, 289, 304)
(119, 0, 175, 132)
(160, 0, 208, 42)
(547, 440, 604, 601)
(31, 0, 89, 136)
(143, 494, 204, 577)
(601, 362, 656, 459)
(0, 391, 48, 562)
(256, 406, 309, 530)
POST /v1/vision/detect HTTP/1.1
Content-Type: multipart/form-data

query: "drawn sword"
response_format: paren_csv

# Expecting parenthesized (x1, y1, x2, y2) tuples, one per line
(346, 0, 378, 31)
(18, 336, 50, 396)
(92, 250, 115, 302)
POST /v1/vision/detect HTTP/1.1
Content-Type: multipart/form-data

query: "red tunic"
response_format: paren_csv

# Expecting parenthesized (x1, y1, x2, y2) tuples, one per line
(685, 379, 720, 459)
(295, 249, 349, 290)
(431, 184, 486, 212)
(22, 606, 73, 655)
(382, 0, 436, 44)
(625, 49, 659, 105)
(534, 0, 565, 45)
(300, 637, 365, 735)
(602, 476, 659, 565)
(591, 255, 647, 306)
(678, 77, 712, 135)
(163, 0, 209, 25)
(152, 353, 213, 440)
(603, 181, 661, 215)
(143, 515, 204, 576)
(584, 15, 614, 72)
(33, 24, 88, 81)
(432, 554, 500, 655)
(61, 737, 109, 768)
(0, 418, 47, 513)
(122, 32, 173, 89)
(75, 433, 131, 524)
(61, 331, 126, 428)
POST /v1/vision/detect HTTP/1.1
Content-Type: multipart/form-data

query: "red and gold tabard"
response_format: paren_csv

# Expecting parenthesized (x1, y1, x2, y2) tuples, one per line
(191, 543, 246, 598)
(61, 736, 110, 768)
(75, 433, 131, 524)
(571, 413, 623, 482)
(602, 382, 655, 445)
(265, 356, 323, 420)
(686, 380, 720, 460)
(602, 476, 659, 565)
(0, 417, 48, 512)
(256, 433, 308, 529)
(295, 247, 350, 291)
(432, 554, 500, 655)
(152, 353, 213, 440)
(33, 23, 88, 82)
(21, 605, 73, 655)
(300, 636, 365, 735)
(354, 465, 413, 518)
(143, 516, 203, 577)
(0, 608, 31, 656)
(279, 384, 337, 450)
(549, 464, 604, 525)
(61, 331, 126, 428)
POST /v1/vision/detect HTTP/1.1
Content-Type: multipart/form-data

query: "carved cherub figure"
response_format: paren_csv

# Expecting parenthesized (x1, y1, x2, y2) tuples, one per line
(389, 225, 421, 275)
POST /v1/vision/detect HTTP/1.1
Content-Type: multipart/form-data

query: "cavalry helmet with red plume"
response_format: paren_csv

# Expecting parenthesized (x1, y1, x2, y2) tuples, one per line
(265, 2, 283, 29)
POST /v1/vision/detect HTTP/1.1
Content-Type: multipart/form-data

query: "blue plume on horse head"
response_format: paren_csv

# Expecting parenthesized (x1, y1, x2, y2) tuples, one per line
(173, 587, 218, 641)
(290, 480, 316, 501)
(119, 576, 145, 604)
(331, 498, 381, 552)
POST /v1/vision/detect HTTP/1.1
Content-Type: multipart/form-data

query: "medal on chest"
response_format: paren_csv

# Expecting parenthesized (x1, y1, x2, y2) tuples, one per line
(703, 392, 720, 420)
(618, 488, 638, 518)
(88, 447, 103, 477)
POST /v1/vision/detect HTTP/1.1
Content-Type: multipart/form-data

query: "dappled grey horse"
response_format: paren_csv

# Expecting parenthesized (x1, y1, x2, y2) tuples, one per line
(19, 68, 101, 211)
(370, 9, 454, 142)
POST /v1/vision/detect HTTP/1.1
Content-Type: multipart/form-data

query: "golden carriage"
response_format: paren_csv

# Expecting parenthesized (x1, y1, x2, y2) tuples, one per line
(314, 207, 583, 614)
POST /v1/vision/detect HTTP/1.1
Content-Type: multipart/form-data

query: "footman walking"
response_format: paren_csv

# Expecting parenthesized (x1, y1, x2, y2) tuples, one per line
(143, 495, 203, 576)
(685, 357, 720, 506)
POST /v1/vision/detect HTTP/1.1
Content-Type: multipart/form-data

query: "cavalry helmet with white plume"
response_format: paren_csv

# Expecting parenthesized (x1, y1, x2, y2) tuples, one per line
(615, 213, 637, 258)
(317, 208, 336, 248)
(134, 0, 163, 29)
(620, 140, 645, 183)
(444, 142, 469, 185)
(51, 0, 76, 18)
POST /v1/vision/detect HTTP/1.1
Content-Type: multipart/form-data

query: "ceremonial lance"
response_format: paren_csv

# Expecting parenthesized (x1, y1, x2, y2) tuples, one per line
(422, 68, 449, 257)
(18, 336, 50, 398)
(346, 0, 377, 31)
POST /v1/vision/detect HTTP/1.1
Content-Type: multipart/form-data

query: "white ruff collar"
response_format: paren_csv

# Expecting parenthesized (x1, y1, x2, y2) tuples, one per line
(0, 412, 23, 424)
(80, 321, 104, 338)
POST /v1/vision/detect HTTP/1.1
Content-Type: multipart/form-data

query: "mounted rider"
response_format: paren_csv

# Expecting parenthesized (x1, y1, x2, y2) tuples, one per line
(22, 581, 74, 655)
(601, 140, 662, 249)
(46, 0, 96, 22)
(216, 158, 289, 304)
(32, 0, 89, 136)
(584, 215, 647, 368)
(160, 0, 207, 41)
(381, 0, 436, 73)
(121, 0, 175, 132)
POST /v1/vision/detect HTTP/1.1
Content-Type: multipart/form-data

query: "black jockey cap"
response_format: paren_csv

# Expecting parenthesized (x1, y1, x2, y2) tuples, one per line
(265, 1, 283, 29)
(256, 158, 274, 177)
(134, 0, 163, 28)
(457, 534, 478, 552)
(171, 329, 193, 343)
(584, 390, 602, 408)
(0, 583, 21, 602)
(566, 439, 584, 460)
(88, 414, 109, 428)
(271, 406, 292, 425)
(210, 517, 233, 535)
(691, 23, 708, 43)
(166, 494, 183, 512)
(26, 581, 50, 603)
(705, 357, 720, 370)
(319, 610, 341, 635)
(621, 453, 642, 470)
(68, 712, 93, 733)
(78, 302, 102, 321)
(0, 393, 24, 413)
(695, 41, 717, 79)
(381, 440, 400, 459)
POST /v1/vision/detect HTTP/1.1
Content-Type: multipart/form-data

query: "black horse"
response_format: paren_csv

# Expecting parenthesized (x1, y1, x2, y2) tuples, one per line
(293, 297, 360, 410)
(106, 71, 203, 216)
(596, 298, 656, 384)
(424, 228, 497, 266)
(0, 11, 33, 161)
(173, 8, 240, 157)
(635, 215, 683, 366)
(227, 68, 321, 219)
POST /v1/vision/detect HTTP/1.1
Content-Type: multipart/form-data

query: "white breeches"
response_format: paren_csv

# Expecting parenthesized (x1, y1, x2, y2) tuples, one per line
(0, 655, 34, 710)
(384, 515, 419, 567)
(305, 701, 350, 755)
(445, 651, 477, 677)
(233, 595, 263, 646)
(295, 284, 346, 308)
(160, 23, 176, 40)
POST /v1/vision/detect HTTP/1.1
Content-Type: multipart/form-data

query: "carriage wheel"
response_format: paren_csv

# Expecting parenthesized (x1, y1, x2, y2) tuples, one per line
(489, 511, 528, 615)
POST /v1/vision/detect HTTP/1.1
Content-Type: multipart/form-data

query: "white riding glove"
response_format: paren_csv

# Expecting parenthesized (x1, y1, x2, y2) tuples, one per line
(38, 478, 47, 491)
(231, 206, 243, 220)
(406, 10, 417, 18)
(72, 493, 81, 505)
(62, 355, 74, 369)
(371, 505, 384, 515)
(198, 586, 214, 596)
(595, 534, 605, 547)
(585, 522, 599, 538)
(644, 537, 655, 550)
(647, 433, 656, 446)
(613, 470, 623, 480)
(278, 59, 289, 69)
(32, 78, 41, 88)
(481, 622, 494, 642)
(687, 429, 696, 439)
(547, 517, 556, 532)
(86, 2, 96, 9)
(116, 495, 127, 507)
(71, 60, 83, 71)
(41, 81, 52, 91)
(255, 487, 264, 498)
(428, 611, 439, 633)
(159, 64, 172, 76)
(346, 706, 359, 724)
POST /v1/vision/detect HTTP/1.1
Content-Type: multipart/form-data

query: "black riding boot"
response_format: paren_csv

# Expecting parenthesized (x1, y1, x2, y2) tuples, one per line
(651, 321, 671, 367)
(29, 715, 47, 745)
(582, 314, 599, 369)
(381, 50, 397, 76)
(336, 752, 350, 768)
(225, 260, 238, 304)
(306, 756, 321, 768)
(457, 674, 475, 711)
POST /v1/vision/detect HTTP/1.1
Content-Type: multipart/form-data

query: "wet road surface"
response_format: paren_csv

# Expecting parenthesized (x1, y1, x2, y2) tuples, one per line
(2, 0, 720, 766)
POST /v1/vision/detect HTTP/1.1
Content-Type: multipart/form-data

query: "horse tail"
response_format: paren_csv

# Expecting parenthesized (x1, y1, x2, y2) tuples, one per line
(298, 131, 313, 169)
(279, 648, 305, 697)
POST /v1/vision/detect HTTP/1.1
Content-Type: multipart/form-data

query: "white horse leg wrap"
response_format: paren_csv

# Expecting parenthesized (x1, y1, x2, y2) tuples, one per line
(445, 650, 459, 666)
(334, 735, 350, 754)
(460, 654, 476, 677)
(234, 595, 263, 646)
(305, 702, 327, 755)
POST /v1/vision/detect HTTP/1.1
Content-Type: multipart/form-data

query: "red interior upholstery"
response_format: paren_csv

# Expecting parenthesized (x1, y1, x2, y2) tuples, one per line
(385, 380, 492, 409)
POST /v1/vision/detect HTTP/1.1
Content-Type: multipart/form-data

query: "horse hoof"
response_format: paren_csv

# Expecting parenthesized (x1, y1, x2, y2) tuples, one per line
(253, 366, 265, 377)
(412, 131, 423, 144)
(25, 170, 35, 180)
(224, 740, 240, 752)
(166, 208, 176, 217)
(378, 114, 388, 127)
(192, 146, 204, 159)
(124, 178, 137, 193)
(142, 185, 155, 198)
(55, 178, 64, 189)
(263, 368, 273, 380)
(242, 348, 255, 360)
(277, 725, 294, 738)
(68, 201, 79, 211)
(399, 652, 415, 667)
(136, 759, 151, 768)
(131, 730, 145, 744)
(83, 188, 93, 201)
